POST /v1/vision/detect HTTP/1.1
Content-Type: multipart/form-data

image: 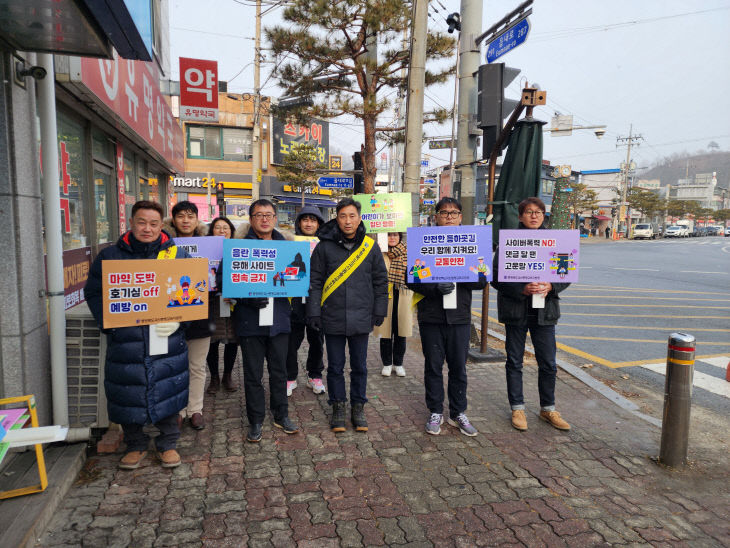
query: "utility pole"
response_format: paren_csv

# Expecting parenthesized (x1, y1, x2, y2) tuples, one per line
(455, 0, 483, 224)
(447, 36, 460, 190)
(615, 125, 643, 238)
(252, 0, 262, 200)
(403, 0, 428, 226)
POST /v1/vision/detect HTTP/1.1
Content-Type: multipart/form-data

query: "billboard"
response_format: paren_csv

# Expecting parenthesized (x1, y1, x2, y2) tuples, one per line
(272, 118, 329, 165)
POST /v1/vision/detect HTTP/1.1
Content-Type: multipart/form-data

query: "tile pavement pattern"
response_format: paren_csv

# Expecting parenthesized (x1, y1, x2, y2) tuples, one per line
(38, 337, 729, 547)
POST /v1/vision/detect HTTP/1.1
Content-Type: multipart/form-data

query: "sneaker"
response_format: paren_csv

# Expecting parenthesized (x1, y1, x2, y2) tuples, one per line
(119, 450, 147, 470)
(540, 410, 571, 431)
(425, 413, 443, 435)
(156, 449, 181, 468)
(330, 402, 346, 432)
(247, 423, 263, 442)
(351, 403, 368, 432)
(394, 365, 406, 377)
(447, 413, 478, 437)
(381, 365, 392, 377)
(511, 409, 528, 431)
(273, 416, 299, 434)
(286, 380, 297, 397)
(307, 377, 326, 394)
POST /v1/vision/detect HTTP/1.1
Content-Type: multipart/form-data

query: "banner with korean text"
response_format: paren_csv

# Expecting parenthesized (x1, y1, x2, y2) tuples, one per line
(174, 236, 224, 291)
(497, 229, 580, 282)
(102, 258, 209, 328)
(354, 193, 412, 233)
(222, 240, 310, 298)
(406, 226, 493, 283)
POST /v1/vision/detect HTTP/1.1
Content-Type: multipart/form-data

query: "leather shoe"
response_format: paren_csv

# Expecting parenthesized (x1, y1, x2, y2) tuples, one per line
(206, 376, 220, 394)
(273, 416, 299, 434)
(247, 423, 263, 443)
(119, 450, 147, 470)
(540, 410, 571, 431)
(156, 449, 181, 468)
(176, 414, 183, 430)
(222, 372, 238, 392)
(190, 412, 205, 430)
(511, 409, 528, 431)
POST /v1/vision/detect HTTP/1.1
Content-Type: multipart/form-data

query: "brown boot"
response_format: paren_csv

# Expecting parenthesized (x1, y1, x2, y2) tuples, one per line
(119, 451, 147, 470)
(511, 409, 528, 431)
(207, 376, 220, 394)
(222, 372, 238, 392)
(156, 449, 181, 468)
(540, 410, 571, 431)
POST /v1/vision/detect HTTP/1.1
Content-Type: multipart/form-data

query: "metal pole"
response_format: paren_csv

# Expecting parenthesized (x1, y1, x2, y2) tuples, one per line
(447, 36, 460, 190)
(252, 0, 262, 198)
(403, 0, 428, 225)
(37, 53, 69, 427)
(659, 332, 695, 467)
(455, 0, 483, 224)
(621, 124, 632, 238)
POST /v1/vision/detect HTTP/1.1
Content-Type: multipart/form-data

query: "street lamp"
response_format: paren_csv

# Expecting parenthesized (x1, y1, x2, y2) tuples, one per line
(545, 113, 607, 138)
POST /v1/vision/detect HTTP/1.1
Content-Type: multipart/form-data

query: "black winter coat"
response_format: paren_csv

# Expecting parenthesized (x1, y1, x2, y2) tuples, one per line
(490, 225, 570, 326)
(84, 231, 190, 425)
(307, 220, 388, 336)
(231, 227, 292, 338)
(407, 279, 487, 325)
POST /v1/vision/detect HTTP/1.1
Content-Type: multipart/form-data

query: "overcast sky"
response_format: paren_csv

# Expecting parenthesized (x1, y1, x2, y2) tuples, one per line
(169, 0, 730, 173)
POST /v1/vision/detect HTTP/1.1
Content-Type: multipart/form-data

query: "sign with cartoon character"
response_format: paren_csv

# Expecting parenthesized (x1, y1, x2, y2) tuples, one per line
(353, 192, 412, 233)
(406, 225, 493, 283)
(497, 229, 580, 283)
(101, 258, 209, 328)
(221, 240, 311, 298)
(173, 236, 225, 292)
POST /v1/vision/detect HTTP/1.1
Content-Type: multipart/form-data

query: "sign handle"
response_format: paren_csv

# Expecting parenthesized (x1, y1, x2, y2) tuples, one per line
(443, 291, 457, 309)
(259, 298, 274, 326)
(532, 294, 545, 308)
(149, 326, 169, 355)
(219, 295, 231, 318)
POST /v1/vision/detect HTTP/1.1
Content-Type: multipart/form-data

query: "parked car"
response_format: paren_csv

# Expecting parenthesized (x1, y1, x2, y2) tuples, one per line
(664, 225, 687, 238)
(632, 223, 659, 240)
(692, 227, 707, 237)
(725, 227, 730, 237)
(706, 226, 721, 236)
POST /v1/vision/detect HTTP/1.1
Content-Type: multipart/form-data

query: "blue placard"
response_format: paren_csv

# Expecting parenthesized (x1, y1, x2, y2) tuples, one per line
(486, 17, 530, 63)
(317, 176, 354, 189)
(407, 225, 493, 283)
(222, 239, 310, 298)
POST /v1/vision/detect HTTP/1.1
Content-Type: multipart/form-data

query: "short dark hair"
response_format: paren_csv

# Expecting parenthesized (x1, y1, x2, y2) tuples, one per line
(435, 197, 462, 213)
(249, 199, 277, 215)
(131, 200, 163, 219)
(518, 197, 546, 216)
(208, 216, 236, 236)
(172, 200, 198, 217)
(336, 197, 361, 214)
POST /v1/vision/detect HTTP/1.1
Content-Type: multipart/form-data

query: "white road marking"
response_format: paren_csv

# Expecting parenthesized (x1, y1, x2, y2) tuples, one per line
(638, 357, 730, 399)
(680, 271, 727, 274)
(612, 268, 660, 271)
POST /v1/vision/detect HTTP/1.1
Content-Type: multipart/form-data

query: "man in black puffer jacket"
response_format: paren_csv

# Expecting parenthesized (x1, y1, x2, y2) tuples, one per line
(491, 197, 571, 433)
(307, 198, 388, 433)
(85, 201, 191, 470)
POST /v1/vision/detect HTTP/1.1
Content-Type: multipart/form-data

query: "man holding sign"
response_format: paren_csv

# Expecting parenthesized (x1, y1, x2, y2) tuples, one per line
(491, 198, 572, 432)
(85, 201, 192, 470)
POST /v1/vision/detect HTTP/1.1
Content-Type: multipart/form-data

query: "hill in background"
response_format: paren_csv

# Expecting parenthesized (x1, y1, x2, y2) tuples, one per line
(640, 150, 730, 189)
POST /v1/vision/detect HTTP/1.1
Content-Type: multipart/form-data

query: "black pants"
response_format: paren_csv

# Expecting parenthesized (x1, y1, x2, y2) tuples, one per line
(286, 321, 324, 381)
(325, 333, 369, 404)
(380, 288, 406, 366)
(419, 323, 470, 419)
(504, 318, 557, 409)
(240, 334, 289, 424)
(207, 341, 238, 377)
(122, 413, 179, 452)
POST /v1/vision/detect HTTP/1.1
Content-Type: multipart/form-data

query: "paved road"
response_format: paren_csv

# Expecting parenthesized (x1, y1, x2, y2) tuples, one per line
(473, 235, 730, 413)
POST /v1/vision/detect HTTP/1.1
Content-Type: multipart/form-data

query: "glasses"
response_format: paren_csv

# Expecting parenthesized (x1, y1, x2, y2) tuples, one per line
(251, 213, 275, 220)
(437, 210, 462, 218)
(523, 210, 544, 217)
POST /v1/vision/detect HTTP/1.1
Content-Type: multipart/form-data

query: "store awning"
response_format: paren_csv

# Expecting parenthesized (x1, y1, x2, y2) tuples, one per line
(274, 196, 338, 207)
(593, 215, 612, 221)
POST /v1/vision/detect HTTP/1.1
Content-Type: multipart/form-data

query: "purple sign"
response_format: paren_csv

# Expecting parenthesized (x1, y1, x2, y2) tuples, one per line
(174, 236, 225, 292)
(497, 229, 580, 283)
(406, 225, 493, 283)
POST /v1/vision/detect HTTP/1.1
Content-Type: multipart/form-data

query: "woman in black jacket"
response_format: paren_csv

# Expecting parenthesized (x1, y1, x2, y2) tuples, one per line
(491, 197, 571, 433)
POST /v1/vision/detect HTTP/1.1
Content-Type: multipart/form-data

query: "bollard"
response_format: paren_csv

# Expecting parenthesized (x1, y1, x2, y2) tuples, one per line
(659, 333, 695, 467)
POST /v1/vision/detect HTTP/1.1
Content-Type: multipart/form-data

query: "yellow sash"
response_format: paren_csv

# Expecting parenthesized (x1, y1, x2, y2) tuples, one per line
(157, 245, 178, 259)
(321, 236, 374, 305)
(412, 292, 424, 309)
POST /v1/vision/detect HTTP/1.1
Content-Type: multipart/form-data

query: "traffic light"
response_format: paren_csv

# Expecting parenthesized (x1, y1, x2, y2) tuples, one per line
(352, 150, 363, 194)
(477, 63, 520, 160)
(446, 13, 461, 33)
(215, 182, 225, 204)
(611, 207, 617, 217)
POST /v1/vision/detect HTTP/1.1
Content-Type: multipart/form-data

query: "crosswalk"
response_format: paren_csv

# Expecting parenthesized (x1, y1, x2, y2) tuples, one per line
(639, 356, 730, 399)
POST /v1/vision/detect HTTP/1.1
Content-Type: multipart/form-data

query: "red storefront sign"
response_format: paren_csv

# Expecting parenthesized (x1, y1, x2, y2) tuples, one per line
(179, 57, 219, 122)
(116, 143, 126, 233)
(77, 52, 184, 173)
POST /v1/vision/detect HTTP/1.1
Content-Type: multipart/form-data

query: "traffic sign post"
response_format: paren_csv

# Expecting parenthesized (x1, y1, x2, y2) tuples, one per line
(317, 176, 354, 189)
(485, 16, 530, 63)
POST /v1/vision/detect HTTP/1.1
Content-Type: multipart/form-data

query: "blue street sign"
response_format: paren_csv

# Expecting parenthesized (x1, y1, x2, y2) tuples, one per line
(421, 159, 429, 167)
(424, 178, 436, 185)
(317, 176, 354, 189)
(422, 199, 436, 205)
(486, 17, 530, 63)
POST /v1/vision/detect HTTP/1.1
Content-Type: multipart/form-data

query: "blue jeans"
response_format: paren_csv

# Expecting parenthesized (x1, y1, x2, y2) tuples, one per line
(504, 318, 557, 410)
(325, 333, 369, 404)
(419, 323, 470, 419)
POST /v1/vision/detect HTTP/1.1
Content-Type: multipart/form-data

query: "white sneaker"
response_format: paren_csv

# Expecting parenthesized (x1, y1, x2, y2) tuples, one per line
(394, 366, 406, 377)
(381, 365, 392, 377)
(286, 380, 297, 397)
(307, 377, 326, 394)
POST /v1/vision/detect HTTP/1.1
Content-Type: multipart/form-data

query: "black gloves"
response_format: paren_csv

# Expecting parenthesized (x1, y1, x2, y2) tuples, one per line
(245, 298, 269, 309)
(307, 316, 322, 331)
(437, 282, 455, 295)
(373, 315, 385, 327)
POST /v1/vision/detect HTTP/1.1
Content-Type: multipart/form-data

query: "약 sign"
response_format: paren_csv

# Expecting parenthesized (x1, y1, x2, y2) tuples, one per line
(353, 193, 412, 233)
(497, 229, 580, 283)
(407, 226, 493, 283)
(179, 57, 219, 122)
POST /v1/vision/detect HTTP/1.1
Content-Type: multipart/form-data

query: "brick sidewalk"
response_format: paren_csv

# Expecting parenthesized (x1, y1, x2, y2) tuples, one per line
(38, 335, 729, 547)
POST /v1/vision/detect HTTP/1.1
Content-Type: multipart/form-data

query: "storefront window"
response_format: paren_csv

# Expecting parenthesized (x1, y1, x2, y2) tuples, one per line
(222, 128, 253, 161)
(148, 172, 160, 203)
(93, 165, 112, 244)
(188, 126, 221, 159)
(123, 155, 136, 220)
(57, 114, 87, 250)
(277, 204, 296, 230)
